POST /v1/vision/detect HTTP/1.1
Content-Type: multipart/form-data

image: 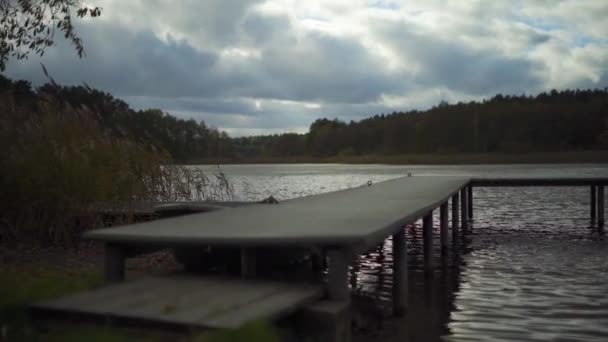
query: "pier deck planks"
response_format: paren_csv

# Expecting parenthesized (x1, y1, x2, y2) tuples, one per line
(85, 176, 470, 249)
(31, 275, 324, 329)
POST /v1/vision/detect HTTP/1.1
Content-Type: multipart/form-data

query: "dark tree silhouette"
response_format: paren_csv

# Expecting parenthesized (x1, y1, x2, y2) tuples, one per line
(0, 0, 101, 70)
(0, 75, 235, 162)
(234, 89, 608, 159)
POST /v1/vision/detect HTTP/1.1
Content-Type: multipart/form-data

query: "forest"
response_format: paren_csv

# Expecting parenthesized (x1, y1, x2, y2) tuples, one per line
(0, 75, 235, 162)
(2, 75, 607, 163)
(234, 89, 608, 160)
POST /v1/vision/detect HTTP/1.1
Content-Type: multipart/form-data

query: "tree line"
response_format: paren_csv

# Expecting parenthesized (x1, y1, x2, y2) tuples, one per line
(3, 74, 607, 162)
(234, 89, 608, 159)
(0, 75, 234, 162)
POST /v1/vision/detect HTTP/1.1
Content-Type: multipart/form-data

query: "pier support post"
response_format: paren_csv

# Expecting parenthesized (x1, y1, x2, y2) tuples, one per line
(422, 212, 433, 275)
(599, 186, 605, 228)
(349, 262, 359, 290)
(327, 249, 350, 302)
(311, 249, 327, 280)
(451, 194, 459, 238)
(104, 243, 125, 282)
(467, 186, 473, 220)
(460, 189, 468, 230)
(392, 228, 408, 316)
(298, 301, 351, 342)
(591, 185, 597, 222)
(241, 248, 257, 277)
(440, 202, 449, 253)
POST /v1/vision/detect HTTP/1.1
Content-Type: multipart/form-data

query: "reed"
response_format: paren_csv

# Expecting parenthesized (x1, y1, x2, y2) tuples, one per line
(0, 87, 232, 246)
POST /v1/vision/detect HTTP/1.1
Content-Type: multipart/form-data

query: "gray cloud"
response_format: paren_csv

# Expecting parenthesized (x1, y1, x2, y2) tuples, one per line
(373, 21, 547, 96)
(242, 31, 408, 103)
(6, 24, 220, 97)
(7, 15, 407, 104)
(4, 0, 608, 135)
(240, 12, 290, 44)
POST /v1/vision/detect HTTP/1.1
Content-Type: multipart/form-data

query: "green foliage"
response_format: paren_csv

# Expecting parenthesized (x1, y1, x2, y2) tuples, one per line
(0, 0, 102, 71)
(0, 264, 102, 341)
(0, 265, 100, 317)
(194, 321, 280, 342)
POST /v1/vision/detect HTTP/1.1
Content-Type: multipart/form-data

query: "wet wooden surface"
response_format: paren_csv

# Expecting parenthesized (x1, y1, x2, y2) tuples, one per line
(85, 176, 470, 248)
(31, 274, 324, 329)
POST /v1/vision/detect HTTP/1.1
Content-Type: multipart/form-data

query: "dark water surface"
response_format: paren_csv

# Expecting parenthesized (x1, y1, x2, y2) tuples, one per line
(196, 164, 608, 341)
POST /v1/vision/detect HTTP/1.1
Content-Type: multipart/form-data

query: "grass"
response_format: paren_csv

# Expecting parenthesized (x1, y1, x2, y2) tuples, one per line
(195, 321, 279, 342)
(44, 328, 156, 342)
(0, 264, 279, 342)
(0, 264, 137, 342)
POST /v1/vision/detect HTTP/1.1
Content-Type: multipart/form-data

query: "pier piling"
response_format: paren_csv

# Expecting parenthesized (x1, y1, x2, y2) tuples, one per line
(467, 186, 473, 220)
(460, 189, 468, 230)
(241, 248, 257, 277)
(104, 243, 125, 282)
(440, 202, 449, 252)
(423, 212, 434, 274)
(599, 186, 605, 228)
(327, 249, 350, 302)
(392, 228, 408, 316)
(591, 185, 597, 222)
(451, 194, 459, 238)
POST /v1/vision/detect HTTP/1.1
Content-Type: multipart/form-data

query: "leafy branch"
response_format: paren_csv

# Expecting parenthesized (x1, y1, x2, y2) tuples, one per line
(0, 0, 101, 71)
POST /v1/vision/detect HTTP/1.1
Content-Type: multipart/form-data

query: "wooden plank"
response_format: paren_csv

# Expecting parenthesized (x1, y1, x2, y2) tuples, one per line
(37, 276, 234, 319)
(109, 277, 234, 319)
(32, 275, 324, 329)
(161, 281, 287, 324)
(100, 276, 248, 314)
(33, 277, 171, 312)
(204, 285, 324, 328)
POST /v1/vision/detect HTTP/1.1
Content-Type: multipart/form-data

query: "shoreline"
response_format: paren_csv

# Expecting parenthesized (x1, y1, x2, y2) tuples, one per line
(184, 150, 608, 165)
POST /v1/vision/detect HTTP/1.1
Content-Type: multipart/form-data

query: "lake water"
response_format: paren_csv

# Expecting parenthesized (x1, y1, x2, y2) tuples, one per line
(196, 164, 608, 342)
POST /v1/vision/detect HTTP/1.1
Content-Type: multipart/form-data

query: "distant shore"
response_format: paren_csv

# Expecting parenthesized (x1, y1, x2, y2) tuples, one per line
(185, 150, 608, 165)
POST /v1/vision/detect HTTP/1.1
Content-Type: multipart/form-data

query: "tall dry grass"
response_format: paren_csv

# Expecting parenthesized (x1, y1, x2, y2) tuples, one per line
(0, 87, 232, 245)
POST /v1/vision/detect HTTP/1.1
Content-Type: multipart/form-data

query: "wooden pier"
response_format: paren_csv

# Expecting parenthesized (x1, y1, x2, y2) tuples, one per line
(31, 176, 607, 342)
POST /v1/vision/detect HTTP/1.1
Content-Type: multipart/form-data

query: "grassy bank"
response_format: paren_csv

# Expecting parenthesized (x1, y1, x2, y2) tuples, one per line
(0, 263, 278, 341)
(186, 150, 608, 165)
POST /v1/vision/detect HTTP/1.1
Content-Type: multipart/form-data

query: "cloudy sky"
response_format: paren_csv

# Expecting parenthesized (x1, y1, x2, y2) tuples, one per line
(5, 0, 608, 136)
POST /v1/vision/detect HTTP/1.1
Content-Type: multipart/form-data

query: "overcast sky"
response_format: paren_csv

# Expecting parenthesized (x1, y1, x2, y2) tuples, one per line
(5, 0, 608, 136)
